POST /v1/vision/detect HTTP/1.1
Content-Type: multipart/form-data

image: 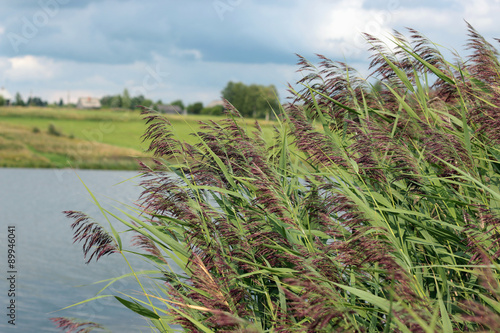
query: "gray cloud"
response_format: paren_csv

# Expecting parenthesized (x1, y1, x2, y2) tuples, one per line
(0, 0, 300, 65)
(1, 0, 499, 105)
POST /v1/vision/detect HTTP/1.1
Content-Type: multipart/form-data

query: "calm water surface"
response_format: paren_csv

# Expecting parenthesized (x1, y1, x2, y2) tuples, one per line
(0, 168, 173, 332)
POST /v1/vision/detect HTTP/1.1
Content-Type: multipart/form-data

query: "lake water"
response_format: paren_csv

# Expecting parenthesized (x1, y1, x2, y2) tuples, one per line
(0, 168, 175, 332)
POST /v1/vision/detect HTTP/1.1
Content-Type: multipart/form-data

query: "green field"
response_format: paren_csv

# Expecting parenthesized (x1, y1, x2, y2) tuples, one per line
(0, 106, 276, 169)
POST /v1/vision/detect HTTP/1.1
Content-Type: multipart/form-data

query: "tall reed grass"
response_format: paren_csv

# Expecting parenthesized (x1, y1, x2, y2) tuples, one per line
(56, 24, 500, 332)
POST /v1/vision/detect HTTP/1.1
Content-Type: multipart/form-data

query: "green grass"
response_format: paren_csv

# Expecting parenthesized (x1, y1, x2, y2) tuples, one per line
(0, 107, 154, 150)
(0, 106, 276, 169)
(0, 122, 147, 169)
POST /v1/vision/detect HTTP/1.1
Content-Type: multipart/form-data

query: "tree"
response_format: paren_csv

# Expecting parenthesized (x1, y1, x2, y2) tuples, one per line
(131, 95, 153, 108)
(15, 92, 25, 106)
(27, 96, 47, 107)
(170, 99, 185, 110)
(100, 95, 113, 108)
(122, 88, 131, 109)
(58, 98, 64, 107)
(221, 81, 279, 118)
(0, 95, 4, 106)
(200, 104, 224, 115)
(101, 92, 153, 109)
(222, 81, 246, 113)
(110, 95, 122, 108)
(187, 102, 203, 114)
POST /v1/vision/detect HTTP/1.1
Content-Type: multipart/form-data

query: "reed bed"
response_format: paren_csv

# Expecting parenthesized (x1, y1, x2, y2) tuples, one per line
(57, 24, 500, 332)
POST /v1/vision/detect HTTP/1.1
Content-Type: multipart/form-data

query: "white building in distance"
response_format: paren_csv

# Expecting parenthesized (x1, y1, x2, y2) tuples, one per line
(76, 97, 101, 109)
(206, 100, 225, 108)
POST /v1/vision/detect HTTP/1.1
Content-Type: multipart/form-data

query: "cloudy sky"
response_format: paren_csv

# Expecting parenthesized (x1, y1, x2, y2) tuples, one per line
(0, 0, 499, 105)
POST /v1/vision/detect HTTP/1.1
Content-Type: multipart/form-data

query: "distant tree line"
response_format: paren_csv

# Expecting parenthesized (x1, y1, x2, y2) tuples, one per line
(2, 81, 280, 119)
(0, 92, 48, 106)
(156, 82, 280, 118)
(100, 89, 155, 109)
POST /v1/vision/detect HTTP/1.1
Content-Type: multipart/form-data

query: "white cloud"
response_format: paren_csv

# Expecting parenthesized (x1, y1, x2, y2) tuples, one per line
(82, 75, 117, 87)
(0, 57, 11, 72)
(295, 0, 499, 62)
(244, 0, 398, 61)
(314, 2, 394, 58)
(459, 0, 500, 31)
(392, 8, 457, 30)
(6, 55, 55, 81)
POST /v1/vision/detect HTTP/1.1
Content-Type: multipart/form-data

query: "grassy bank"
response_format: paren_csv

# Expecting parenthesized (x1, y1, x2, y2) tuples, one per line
(0, 106, 276, 169)
(0, 122, 146, 169)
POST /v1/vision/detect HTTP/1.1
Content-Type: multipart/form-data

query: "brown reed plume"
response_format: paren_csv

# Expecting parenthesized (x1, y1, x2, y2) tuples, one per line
(50, 317, 104, 333)
(64, 211, 117, 264)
